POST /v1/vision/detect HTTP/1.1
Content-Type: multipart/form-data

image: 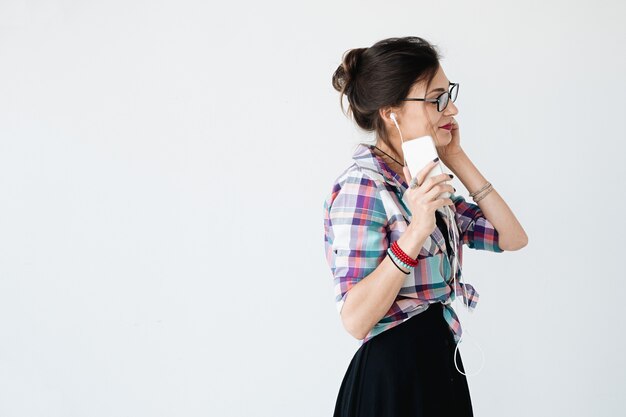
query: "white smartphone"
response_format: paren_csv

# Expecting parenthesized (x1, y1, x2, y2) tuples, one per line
(401, 135, 450, 200)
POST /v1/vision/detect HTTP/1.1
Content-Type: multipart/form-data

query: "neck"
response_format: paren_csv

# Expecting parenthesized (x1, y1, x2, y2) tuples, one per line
(374, 141, 404, 167)
(372, 143, 405, 179)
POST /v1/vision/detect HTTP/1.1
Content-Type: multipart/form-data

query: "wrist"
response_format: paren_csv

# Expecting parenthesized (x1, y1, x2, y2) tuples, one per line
(441, 149, 469, 173)
(405, 223, 431, 241)
(396, 225, 430, 260)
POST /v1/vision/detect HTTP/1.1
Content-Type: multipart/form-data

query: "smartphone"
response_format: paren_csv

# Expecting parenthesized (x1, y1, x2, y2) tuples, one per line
(401, 135, 450, 200)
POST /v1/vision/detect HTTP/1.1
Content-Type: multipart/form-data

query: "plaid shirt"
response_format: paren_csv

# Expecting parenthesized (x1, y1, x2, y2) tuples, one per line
(323, 143, 503, 345)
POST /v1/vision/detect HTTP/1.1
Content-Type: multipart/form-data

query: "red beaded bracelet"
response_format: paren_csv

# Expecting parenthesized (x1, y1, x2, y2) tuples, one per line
(391, 241, 418, 267)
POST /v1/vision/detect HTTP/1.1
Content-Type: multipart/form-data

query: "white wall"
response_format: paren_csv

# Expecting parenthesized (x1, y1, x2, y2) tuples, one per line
(0, 0, 624, 416)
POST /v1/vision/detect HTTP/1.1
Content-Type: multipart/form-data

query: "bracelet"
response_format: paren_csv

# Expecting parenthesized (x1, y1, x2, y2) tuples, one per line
(391, 241, 418, 267)
(387, 248, 414, 270)
(469, 182, 491, 197)
(386, 251, 410, 275)
(474, 186, 493, 202)
(473, 184, 494, 203)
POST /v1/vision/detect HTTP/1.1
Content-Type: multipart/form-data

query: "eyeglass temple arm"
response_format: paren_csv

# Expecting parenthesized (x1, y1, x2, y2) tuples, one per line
(401, 98, 438, 102)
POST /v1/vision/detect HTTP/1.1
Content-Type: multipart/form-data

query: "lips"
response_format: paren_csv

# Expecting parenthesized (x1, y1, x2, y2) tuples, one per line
(439, 123, 452, 130)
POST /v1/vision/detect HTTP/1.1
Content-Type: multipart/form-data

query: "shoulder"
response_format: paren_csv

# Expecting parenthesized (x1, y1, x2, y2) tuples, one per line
(323, 164, 390, 225)
(324, 164, 387, 207)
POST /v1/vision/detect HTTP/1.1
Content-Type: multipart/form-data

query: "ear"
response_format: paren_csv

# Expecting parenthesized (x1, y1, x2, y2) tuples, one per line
(379, 107, 398, 126)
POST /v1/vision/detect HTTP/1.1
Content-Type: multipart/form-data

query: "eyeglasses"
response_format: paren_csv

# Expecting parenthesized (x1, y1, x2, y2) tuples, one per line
(401, 82, 459, 112)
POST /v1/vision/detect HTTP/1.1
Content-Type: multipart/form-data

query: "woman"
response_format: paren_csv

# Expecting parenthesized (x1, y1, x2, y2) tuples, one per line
(323, 36, 528, 417)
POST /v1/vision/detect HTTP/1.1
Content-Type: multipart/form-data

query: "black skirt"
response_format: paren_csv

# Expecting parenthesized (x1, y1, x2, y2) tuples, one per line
(333, 302, 474, 417)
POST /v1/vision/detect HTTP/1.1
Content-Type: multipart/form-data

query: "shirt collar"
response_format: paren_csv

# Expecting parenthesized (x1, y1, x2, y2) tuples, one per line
(352, 143, 408, 191)
(351, 142, 458, 254)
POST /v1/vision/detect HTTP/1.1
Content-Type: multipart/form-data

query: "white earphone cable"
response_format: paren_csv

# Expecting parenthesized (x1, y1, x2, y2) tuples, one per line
(445, 204, 486, 377)
(392, 114, 485, 377)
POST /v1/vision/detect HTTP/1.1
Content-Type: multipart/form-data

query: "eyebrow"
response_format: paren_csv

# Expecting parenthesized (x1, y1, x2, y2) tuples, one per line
(427, 81, 452, 95)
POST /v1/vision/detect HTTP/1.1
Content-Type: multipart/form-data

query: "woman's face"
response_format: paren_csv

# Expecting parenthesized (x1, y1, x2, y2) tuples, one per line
(385, 65, 459, 150)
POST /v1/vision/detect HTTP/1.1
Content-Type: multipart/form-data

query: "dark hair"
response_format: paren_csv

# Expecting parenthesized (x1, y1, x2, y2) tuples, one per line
(332, 36, 442, 147)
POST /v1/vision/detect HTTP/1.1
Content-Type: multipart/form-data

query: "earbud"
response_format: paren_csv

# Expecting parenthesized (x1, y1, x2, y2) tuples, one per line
(388, 112, 406, 167)
(390, 112, 402, 140)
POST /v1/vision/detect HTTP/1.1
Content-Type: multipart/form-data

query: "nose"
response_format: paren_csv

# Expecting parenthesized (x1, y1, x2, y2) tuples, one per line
(445, 99, 459, 116)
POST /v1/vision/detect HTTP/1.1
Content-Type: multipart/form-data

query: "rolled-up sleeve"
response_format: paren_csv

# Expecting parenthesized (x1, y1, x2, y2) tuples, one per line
(323, 171, 388, 314)
(451, 194, 503, 252)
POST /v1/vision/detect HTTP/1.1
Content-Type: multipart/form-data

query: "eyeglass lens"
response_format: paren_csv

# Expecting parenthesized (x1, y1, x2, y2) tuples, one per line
(438, 84, 458, 112)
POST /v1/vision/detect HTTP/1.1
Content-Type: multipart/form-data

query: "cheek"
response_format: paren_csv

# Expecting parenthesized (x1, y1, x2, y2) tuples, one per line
(430, 111, 443, 125)
(409, 115, 429, 131)
(416, 119, 435, 133)
(407, 110, 437, 134)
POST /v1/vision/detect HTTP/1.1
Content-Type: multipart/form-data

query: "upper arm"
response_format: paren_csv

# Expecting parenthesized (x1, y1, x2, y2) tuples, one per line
(451, 194, 504, 253)
(323, 171, 388, 315)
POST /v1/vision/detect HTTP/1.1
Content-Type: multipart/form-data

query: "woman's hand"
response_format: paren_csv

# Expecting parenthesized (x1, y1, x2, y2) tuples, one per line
(401, 159, 455, 237)
(435, 117, 464, 165)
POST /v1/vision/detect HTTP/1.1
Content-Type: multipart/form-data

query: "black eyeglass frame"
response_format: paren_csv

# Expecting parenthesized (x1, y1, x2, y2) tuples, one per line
(400, 82, 459, 112)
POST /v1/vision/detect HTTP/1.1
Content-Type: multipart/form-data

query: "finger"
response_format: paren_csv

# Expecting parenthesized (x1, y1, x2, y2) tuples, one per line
(424, 183, 455, 200)
(424, 172, 454, 189)
(436, 198, 454, 208)
(420, 171, 453, 194)
(431, 197, 455, 211)
(437, 172, 454, 183)
(402, 166, 412, 185)
(416, 158, 440, 187)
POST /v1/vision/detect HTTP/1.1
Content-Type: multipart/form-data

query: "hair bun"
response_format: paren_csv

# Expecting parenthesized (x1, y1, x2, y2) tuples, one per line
(330, 36, 441, 143)
(332, 47, 367, 94)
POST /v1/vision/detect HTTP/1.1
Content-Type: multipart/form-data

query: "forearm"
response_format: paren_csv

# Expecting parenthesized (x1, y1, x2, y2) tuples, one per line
(445, 150, 528, 250)
(341, 225, 430, 340)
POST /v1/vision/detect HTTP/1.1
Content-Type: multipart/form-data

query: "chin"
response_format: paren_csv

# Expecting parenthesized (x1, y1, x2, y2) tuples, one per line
(435, 133, 453, 146)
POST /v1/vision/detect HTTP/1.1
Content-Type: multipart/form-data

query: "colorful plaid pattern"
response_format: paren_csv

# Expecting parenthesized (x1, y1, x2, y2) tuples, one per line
(323, 143, 503, 345)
